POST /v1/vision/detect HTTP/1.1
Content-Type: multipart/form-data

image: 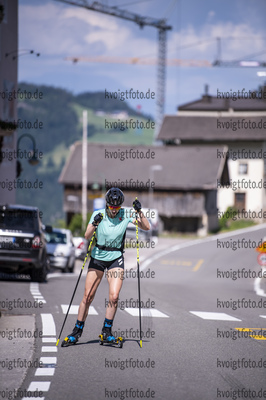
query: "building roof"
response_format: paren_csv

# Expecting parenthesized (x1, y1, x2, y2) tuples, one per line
(157, 115, 266, 143)
(59, 142, 228, 191)
(178, 86, 266, 112)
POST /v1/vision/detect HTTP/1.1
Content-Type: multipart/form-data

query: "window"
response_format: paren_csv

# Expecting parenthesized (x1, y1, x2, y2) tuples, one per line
(234, 193, 246, 211)
(239, 163, 248, 175)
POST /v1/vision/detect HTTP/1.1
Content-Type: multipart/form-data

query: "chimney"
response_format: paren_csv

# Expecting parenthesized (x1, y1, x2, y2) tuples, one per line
(263, 84, 266, 101)
(202, 84, 212, 102)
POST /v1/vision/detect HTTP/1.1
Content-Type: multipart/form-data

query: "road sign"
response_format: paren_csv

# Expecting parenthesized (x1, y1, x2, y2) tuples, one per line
(256, 241, 266, 253)
(93, 198, 105, 211)
(257, 253, 266, 266)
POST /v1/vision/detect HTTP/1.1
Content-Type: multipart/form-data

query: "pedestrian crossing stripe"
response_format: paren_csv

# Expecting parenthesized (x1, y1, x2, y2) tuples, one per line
(41, 314, 56, 336)
(61, 305, 98, 315)
(124, 308, 169, 318)
(260, 315, 266, 319)
(190, 311, 241, 321)
(41, 346, 57, 352)
(40, 357, 57, 366)
(35, 368, 55, 376)
(27, 382, 50, 392)
(42, 337, 56, 343)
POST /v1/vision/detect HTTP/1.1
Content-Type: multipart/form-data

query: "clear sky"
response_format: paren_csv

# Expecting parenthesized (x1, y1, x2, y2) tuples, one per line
(19, 0, 266, 118)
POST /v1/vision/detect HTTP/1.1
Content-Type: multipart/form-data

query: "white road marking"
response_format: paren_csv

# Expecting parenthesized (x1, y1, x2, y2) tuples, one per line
(41, 346, 58, 352)
(42, 337, 56, 343)
(125, 307, 169, 318)
(27, 382, 51, 391)
(259, 315, 266, 319)
(30, 282, 47, 304)
(190, 311, 241, 321)
(139, 224, 266, 273)
(35, 368, 55, 376)
(30, 283, 39, 288)
(61, 304, 98, 315)
(40, 357, 57, 365)
(47, 272, 79, 279)
(41, 314, 56, 336)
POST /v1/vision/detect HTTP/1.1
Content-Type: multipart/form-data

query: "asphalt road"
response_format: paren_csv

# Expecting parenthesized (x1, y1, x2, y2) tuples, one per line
(1, 227, 266, 400)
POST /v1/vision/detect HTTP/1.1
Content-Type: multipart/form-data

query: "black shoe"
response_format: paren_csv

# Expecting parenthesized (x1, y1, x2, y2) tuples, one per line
(101, 323, 116, 342)
(62, 322, 84, 346)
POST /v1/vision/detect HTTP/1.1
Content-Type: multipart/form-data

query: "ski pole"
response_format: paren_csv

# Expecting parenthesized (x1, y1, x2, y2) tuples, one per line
(135, 197, 142, 348)
(56, 231, 96, 346)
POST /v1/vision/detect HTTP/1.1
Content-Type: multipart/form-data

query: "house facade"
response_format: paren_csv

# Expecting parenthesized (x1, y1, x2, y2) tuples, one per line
(0, 0, 18, 203)
(158, 85, 266, 222)
(59, 142, 228, 235)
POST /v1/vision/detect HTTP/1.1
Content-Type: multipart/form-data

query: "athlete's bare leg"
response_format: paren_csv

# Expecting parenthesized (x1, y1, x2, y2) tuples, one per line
(77, 268, 104, 321)
(105, 267, 124, 320)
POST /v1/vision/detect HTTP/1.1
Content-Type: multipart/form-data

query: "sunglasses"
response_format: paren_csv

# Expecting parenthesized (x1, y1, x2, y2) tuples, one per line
(108, 205, 121, 210)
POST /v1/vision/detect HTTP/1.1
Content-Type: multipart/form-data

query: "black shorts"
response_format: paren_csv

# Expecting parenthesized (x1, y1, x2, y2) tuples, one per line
(88, 256, 124, 272)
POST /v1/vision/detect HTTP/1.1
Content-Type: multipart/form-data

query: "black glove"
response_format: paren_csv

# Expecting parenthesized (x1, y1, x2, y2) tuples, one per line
(92, 213, 103, 227)
(133, 199, 141, 212)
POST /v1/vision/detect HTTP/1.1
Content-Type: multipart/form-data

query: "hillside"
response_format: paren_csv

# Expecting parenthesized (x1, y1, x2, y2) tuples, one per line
(16, 83, 155, 224)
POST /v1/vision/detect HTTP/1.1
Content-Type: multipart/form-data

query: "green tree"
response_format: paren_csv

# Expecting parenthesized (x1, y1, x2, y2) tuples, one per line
(68, 213, 93, 236)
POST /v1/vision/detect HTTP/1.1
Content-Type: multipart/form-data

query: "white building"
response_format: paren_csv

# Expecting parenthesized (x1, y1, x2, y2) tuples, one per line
(158, 85, 266, 222)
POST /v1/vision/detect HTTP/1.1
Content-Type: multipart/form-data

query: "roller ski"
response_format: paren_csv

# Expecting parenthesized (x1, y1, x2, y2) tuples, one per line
(99, 319, 123, 348)
(61, 320, 84, 347)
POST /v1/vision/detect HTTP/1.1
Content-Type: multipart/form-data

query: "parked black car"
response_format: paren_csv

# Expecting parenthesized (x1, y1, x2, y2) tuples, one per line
(0, 204, 49, 282)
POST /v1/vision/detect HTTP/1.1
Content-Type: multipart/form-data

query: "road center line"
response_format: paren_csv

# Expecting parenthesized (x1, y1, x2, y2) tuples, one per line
(193, 259, 204, 272)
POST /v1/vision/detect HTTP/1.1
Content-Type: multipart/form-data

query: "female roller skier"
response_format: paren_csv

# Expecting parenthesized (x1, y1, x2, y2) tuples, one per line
(64, 187, 150, 345)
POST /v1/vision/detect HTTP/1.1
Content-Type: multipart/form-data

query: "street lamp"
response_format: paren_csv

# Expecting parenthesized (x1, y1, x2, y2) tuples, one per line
(17, 134, 39, 165)
(5, 49, 40, 60)
(16, 134, 39, 177)
(149, 165, 163, 209)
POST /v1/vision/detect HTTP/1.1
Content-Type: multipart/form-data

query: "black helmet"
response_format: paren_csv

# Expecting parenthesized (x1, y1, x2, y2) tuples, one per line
(105, 187, 124, 206)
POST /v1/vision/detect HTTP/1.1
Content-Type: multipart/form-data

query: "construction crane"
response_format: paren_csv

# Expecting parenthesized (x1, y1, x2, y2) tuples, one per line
(55, 0, 172, 140)
(65, 55, 212, 67)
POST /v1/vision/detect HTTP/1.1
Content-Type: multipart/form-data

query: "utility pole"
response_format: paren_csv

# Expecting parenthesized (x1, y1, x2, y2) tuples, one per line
(82, 110, 87, 232)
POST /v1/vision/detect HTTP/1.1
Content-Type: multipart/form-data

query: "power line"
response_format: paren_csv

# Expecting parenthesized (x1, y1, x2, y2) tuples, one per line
(115, 0, 154, 8)
(163, 0, 178, 19)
